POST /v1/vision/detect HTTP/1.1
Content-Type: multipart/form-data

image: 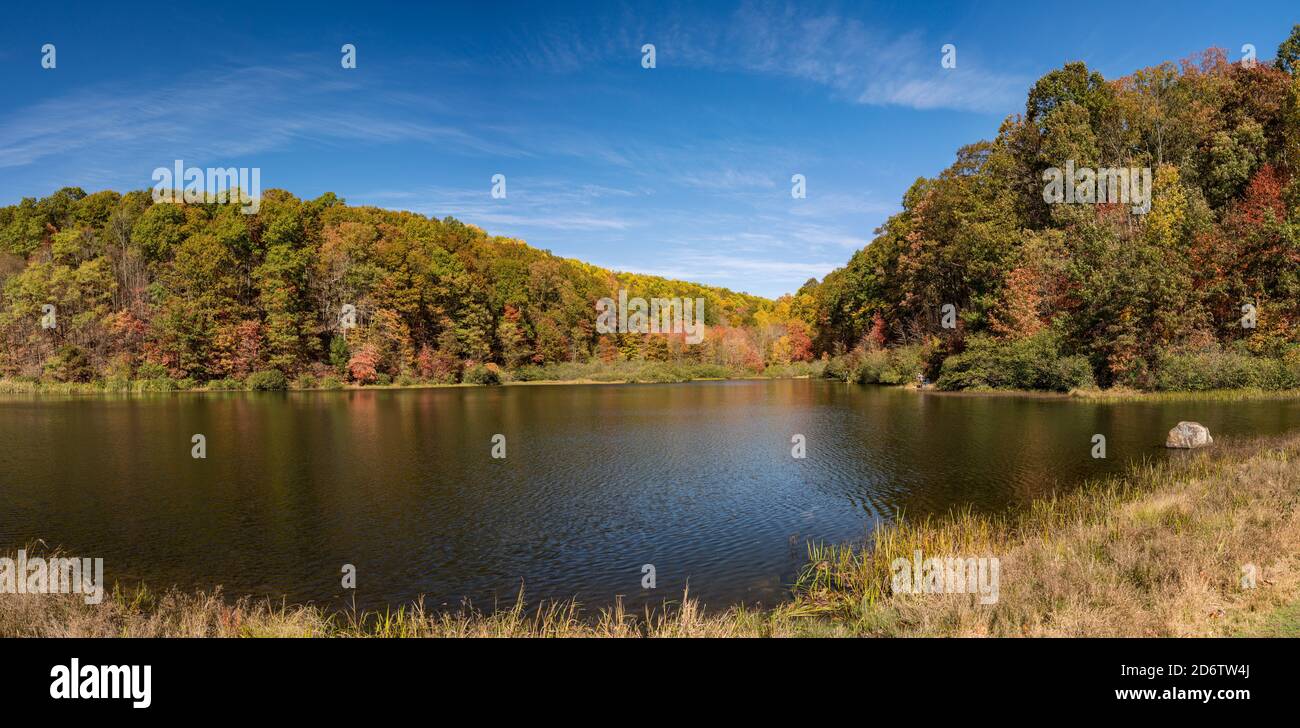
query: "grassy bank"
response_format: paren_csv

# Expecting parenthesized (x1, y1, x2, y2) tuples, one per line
(822, 337, 1300, 396)
(911, 385, 1300, 401)
(1068, 387, 1300, 402)
(789, 434, 1300, 636)
(9, 363, 1300, 402)
(0, 360, 826, 395)
(4, 430, 1298, 637)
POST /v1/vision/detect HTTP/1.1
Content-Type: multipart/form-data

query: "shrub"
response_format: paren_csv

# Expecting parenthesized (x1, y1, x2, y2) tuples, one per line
(329, 336, 350, 375)
(886, 345, 926, 383)
(635, 363, 685, 382)
(823, 353, 855, 381)
(463, 363, 502, 385)
(134, 377, 178, 392)
(136, 361, 168, 379)
(850, 349, 890, 384)
(247, 369, 288, 391)
(687, 363, 733, 379)
(936, 332, 1092, 392)
(105, 353, 134, 381)
(762, 360, 826, 378)
(102, 377, 132, 392)
(293, 374, 319, 390)
(206, 378, 242, 391)
(511, 365, 547, 382)
(44, 345, 95, 383)
(1154, 349, 1300, 391)
(416, 346, 460, 383)
(1056, 355, 1096, 390)
(319, 376, 344, 390)
(832, 344, 924, 385)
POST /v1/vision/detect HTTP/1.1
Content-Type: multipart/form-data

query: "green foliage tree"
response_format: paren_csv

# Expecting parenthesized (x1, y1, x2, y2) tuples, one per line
(1276, 23, 1300, 77)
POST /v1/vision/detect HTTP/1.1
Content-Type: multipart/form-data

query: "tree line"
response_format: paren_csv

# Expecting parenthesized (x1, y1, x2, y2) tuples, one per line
(0, 188, 810, 386)
(802, 27, 1300, 390)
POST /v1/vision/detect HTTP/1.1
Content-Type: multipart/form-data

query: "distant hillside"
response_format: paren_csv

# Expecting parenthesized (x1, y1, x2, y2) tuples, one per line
(0, 188, 803, 384)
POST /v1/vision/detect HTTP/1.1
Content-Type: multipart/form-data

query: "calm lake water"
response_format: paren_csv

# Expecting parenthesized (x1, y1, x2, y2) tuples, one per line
(1, 379, 1297, 611)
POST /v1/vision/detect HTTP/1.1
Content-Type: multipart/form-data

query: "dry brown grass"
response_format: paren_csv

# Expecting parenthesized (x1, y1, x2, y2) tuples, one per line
(1069, 387, 1300, 402)
(0, 582, 797, 637)
(3, 432, 1299, 637)
(791, 433, 1300, 636)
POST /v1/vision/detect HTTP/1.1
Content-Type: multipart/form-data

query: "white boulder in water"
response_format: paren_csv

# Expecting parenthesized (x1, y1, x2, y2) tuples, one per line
(1165, 421, 1213, 449)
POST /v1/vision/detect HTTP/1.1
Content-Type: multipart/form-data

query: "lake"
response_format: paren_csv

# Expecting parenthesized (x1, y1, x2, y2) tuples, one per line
(1, 379, 1297, 612)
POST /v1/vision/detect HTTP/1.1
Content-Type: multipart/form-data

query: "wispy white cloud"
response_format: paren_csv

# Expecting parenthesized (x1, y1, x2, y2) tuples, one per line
(471, 212, 632, 231)
(357, 180, 641, 232)
(689, 4, 1025, 113)
(677, 168, 777, 190)
(599, 251, 838, 292)
(511, 1, 1026, 114)
(0, 66, 525, 173)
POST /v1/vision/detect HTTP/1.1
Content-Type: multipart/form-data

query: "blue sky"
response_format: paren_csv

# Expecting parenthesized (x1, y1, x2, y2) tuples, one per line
(0, 1, 1296, 297)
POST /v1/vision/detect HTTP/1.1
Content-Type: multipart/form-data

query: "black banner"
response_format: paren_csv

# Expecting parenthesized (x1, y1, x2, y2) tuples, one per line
(2, 637, 1285, 715)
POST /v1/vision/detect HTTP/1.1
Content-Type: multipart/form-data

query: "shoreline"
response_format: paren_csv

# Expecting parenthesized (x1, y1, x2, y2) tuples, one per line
(4, 430, 1297, 637)
(1067, 387, 1300, 402)
(4, 375, 1300, 402)
(0, 374, 798, 395)
(912, 385, 1300, 402)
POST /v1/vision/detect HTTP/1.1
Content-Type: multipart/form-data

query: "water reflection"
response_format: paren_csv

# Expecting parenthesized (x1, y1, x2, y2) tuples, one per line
(0, 381, 1295, 611)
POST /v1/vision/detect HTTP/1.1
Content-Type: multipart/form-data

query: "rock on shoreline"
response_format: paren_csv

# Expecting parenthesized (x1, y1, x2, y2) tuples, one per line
(1166, 421, 1213, 449)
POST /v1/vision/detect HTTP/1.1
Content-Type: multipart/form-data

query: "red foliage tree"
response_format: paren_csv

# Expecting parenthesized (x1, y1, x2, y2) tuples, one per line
(867, 312, 888, 349)
(595, 335, 619, 362)
(347, 343, 381, 384)
(784, 321, 814, 362)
